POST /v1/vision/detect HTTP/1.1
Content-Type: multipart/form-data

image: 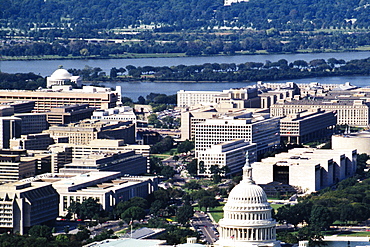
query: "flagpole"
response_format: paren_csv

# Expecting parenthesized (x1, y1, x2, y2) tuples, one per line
(130, 218, 133, 239)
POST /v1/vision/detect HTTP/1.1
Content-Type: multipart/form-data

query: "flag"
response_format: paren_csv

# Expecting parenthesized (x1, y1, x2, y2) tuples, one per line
(129, 219, 133, 225)
(230, 235, 234, 239)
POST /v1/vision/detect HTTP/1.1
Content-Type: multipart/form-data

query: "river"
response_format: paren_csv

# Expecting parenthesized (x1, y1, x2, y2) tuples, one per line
(1, 51, 370, 100)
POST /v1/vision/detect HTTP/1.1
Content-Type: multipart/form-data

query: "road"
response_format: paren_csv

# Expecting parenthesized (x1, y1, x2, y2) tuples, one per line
(192, 211, 219, 244)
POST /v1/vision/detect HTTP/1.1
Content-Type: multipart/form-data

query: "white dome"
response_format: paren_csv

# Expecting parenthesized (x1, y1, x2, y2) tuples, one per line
(215, 155, 280, 247)
(228, 181, 268, 205)
(50, 68, 72, 80)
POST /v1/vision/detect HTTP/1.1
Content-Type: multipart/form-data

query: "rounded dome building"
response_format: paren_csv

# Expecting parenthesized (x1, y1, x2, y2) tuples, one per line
(47, 67, 82, 88)
(215, 154, 280, 247)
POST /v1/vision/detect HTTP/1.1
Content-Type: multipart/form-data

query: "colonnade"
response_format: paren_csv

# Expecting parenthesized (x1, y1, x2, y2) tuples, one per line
(225, 211, 270, 221)
(219, 226, 276, 241)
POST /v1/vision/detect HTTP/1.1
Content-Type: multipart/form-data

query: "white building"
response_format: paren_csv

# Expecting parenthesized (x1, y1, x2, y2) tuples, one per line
(91, 106, 137, 123)
(332, 130, 370, 155)
(194, 113, 280, 156)
(216, 156, 280, 247)
(252, 148, 357, 193)
(197, 139, 257, 176)
(47, 68, 82, 88)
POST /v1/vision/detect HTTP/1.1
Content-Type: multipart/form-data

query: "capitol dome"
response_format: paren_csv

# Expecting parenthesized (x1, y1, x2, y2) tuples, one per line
(215, 154, 280, 247)
(50, 68, 72, 79)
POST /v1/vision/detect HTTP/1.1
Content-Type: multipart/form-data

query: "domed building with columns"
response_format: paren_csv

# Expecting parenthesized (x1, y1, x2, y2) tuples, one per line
(215, 153, 281, 247)
(47, 67, 82, 88)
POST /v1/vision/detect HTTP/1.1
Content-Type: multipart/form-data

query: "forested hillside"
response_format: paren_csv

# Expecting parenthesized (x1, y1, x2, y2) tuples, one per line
(2, 0, 370, 31)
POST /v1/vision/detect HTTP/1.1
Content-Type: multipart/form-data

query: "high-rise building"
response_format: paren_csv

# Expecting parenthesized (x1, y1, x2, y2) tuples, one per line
(194, 113, 280, 156)
(0, 117, 21, 149)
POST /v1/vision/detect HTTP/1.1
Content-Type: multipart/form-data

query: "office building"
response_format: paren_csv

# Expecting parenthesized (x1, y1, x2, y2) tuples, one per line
(0, 154, 37, 183)
(46, 104, 94, 125)
(271, 99, 370, 127)
(0, 181, 59, 234)
(0, 85, 120, 113)
(91, 106, 137, 123)
(280, 108, 336, 144)
(10, 133, 54, 150)
(44, 171, 158, 216)
(194, 113, 280, 156)
(49, 140, 150, 173)
(45, 120, 136, 145)
(197, 139, 257, 176)
(58, 151, 147, 175)
(14, 113, 48, 135)
(332, 130, 370, 155)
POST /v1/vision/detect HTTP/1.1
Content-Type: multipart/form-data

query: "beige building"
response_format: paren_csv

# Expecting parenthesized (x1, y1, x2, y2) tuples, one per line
(45, 120, 136, 145)
(177, 87, 259, 109)
(181, 107, 269, 141)
(0, 85, 120, 113)
(271, 99, 370, 127)
(0, 181, 59, 234)
(46, 104, 94, 125)
(49, 139, 150, 173)
(197, 139, 257, 176)
(252, 148, 357, 193)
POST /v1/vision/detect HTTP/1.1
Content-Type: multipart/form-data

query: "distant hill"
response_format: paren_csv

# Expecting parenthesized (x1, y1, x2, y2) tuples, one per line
(1, 0, 370, 32)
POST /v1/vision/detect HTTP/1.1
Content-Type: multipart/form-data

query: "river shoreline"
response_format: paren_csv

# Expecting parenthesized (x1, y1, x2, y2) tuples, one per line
(0, 49, 364, 62)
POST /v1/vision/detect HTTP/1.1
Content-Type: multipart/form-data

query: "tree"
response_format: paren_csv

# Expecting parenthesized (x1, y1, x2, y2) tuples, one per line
(198, 196, 220, 212)
(121, 206, 146, 222)
(79, 198, 101, 220)
(176, 204, 194, 225)
(309, 205, 334, 230)
(177, 140, 194, 153)
(28, 225, 52, 240)
(187, 159, 198, 176)
(161, 165, 175, 178)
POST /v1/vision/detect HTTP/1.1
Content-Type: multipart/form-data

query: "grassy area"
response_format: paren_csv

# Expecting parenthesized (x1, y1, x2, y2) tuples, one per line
(270, 203, 285, 212)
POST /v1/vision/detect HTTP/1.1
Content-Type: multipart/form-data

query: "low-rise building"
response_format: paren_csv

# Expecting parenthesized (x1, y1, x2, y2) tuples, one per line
(58, 151, 147, 175)
(42, 171, 158, 216)
(271, 99, 370, 127)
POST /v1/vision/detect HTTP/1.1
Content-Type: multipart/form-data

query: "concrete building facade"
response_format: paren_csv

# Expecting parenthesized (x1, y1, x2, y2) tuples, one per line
(46, 104, 94, 125)
(252, 148, 357, 193)
(194, 113, 280, 156)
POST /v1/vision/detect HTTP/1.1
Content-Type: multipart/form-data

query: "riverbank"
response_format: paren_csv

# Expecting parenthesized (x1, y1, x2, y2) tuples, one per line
(0, 48, 367, 62)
